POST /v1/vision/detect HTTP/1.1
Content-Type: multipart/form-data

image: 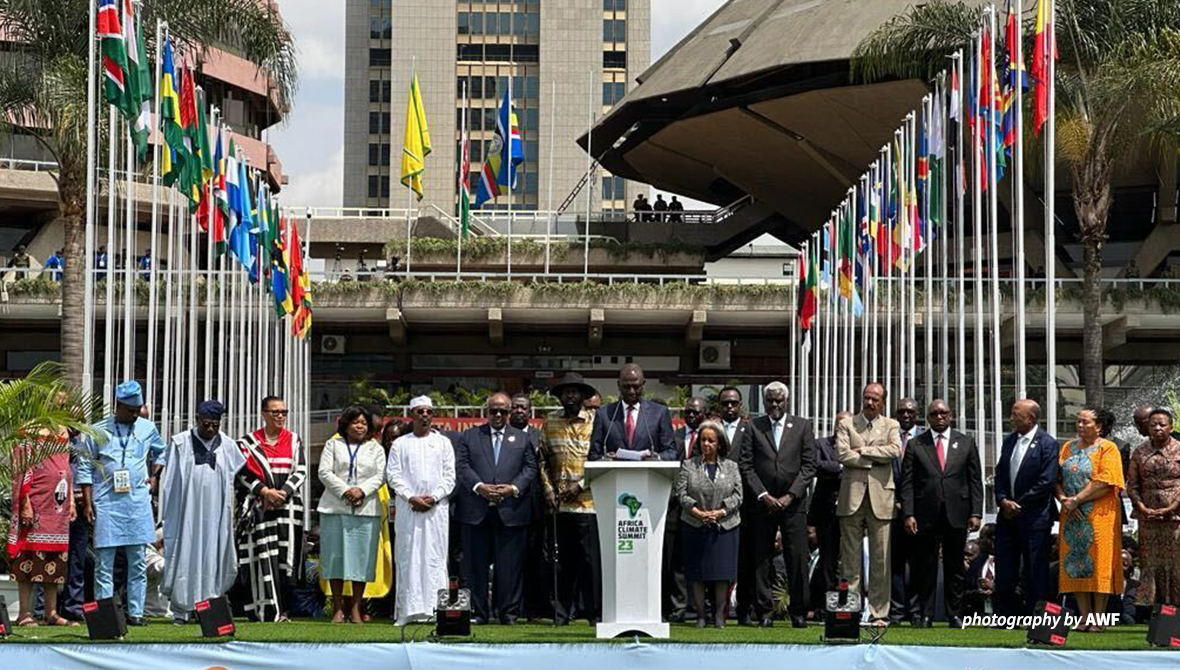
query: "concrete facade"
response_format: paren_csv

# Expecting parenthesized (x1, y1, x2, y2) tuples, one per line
(342, 0, 650, 214)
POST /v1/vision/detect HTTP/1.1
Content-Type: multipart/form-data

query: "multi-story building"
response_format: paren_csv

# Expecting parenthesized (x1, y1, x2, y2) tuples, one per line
(342, 0, 650, 214)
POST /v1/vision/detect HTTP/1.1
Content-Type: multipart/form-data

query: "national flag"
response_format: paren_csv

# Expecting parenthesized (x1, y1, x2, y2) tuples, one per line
(229, 147, 255, 273)
(224, 138, 241, 238)
(949, 60, 962, 122)
(1031, 0, 1056, 135)
(797, 241, 818, 349)
(158, 36, 184, 184)
(916, 113, 929, 252)
(839, 202, 856, 299)
(252, 180, 271, 283)
(177, 66, 203, 206)
(891, 138, 909, 268)
(400, 73, 432, 199)
(98, 0, 128, 113)
(288, 220, 313, 339)
(458, 96, 472, 237)
(272, 216, 292, 317)
(211, 125, 229, 256)
(929, 88, 945, 230)
(475, 89, 525, 207)
(122, 0, 151, 160)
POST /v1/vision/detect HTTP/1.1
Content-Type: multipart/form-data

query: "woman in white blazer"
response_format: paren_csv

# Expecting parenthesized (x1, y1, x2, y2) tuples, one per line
(318, 405, 386, 624)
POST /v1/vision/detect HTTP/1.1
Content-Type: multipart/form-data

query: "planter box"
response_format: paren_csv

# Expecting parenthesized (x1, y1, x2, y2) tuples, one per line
(404, 248, 706, 275)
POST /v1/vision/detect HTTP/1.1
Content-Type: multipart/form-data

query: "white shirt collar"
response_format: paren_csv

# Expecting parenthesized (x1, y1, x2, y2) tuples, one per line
(932, 428, 951, 442)
(1020, 425, 1039, 443)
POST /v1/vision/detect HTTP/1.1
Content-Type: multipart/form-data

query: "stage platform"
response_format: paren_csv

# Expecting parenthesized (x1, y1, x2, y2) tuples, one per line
(1, 622, 1177, 669)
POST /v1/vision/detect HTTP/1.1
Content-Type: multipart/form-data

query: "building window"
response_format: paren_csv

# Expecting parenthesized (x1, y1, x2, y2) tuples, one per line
(368, 143, 380, 166)
(603, 82, 626, 105)
(370, 80, 380, 103)
(370, 16, 391, 40)
(604, 0, 627, 10)
(382, 81, 391, 102)
(369, 112, 379, 134)
(368, 175, 380, 199)
(602, 176, 625, 200)
(604, 51, 627, 69)
(603, 19, 626, 43)
(458, 12, 470, 35)
(369, 48, 391, 67)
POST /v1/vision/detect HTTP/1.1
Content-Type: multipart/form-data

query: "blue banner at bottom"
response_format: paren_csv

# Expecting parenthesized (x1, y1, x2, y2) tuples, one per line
(1, 642, 1177, 670)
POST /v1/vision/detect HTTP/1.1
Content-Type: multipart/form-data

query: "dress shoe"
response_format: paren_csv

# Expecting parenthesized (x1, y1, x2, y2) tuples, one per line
(759, 616, 774, 628)
(696, 618, 708, 629)
(790, 615, 807, 629)
(738, 615, 756, 627)
(499, 617, 518, 626)
(668, 611, 687, 623)
(471, 616, 488, 625)
(554, 616, 570, 626)
(126, 616, 146, 627)
(913, 617, 932, 629)
(948, 616, 964, 630)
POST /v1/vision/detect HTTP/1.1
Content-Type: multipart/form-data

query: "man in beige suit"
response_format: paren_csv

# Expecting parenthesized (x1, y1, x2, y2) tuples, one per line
(836, 383, 902, 626)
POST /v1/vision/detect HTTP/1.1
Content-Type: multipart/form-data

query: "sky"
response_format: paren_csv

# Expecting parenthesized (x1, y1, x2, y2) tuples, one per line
(268, 0, 727, 208)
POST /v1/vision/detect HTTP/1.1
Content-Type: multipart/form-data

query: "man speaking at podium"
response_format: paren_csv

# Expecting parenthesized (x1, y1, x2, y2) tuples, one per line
(589, 364, 678, 462)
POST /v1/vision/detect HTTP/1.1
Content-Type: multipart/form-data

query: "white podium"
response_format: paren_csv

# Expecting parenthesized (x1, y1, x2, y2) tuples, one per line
(585, 460, 682, 639)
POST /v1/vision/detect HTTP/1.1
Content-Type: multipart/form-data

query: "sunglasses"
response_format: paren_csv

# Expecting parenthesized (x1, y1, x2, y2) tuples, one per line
(267, 409, 289, 416)
(720, 400, 740, 406)
(488, 408, 510, 416)
(414, 408, 434, 416)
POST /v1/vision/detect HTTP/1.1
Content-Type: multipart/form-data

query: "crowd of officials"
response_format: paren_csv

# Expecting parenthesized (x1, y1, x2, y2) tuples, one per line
(8, 364, 1180, 632)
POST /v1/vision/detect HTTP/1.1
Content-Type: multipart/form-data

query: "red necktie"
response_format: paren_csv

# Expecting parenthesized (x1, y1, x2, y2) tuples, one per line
(936, 435, 946, 471)
(687, 430, 697, 458)
(625, 406, 636, 446)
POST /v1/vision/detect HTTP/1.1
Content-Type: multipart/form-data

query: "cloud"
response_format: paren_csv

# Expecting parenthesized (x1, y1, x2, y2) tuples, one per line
(278, 0, 343, 82)
(652, 0, 726, 59)
(282, 146, 344, 209)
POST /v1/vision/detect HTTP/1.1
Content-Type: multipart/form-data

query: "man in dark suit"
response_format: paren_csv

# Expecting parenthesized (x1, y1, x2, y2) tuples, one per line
(900, 400, 981, 628)
(589, 363, 678, 461)
(510, 393, 550, 621)
(993, 399, 1059, 616)
(665, 396, 706, 622)
(890, 398, 922, 625)
(808, 411, 851, 616)
(739, 381, 816, 628)
(455, 392, 539, 624)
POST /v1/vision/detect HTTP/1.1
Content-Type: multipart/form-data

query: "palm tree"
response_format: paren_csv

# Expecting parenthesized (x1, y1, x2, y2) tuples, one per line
(0, 0, 297, 389)
(0, 362, 104, 551)
(851, 0, 1180, 405)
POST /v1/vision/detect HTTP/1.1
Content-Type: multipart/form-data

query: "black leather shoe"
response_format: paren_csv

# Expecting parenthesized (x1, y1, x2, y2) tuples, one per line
(738, 615, 755, 627)
(499, 617, 518, 626)
(759, 616, 774, 628)
(554, 616, 569, 626)
(471, 616, 488, 625)
(126, 616, 146, 627)
(668, 611, 686, 623)
(948, 616, 964, 629)
(913, 617, 932, 629)
(791, 615, 807, 629)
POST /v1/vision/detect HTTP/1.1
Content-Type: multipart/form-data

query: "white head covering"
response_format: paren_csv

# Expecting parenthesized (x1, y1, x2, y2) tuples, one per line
(409, 395, 434, 410)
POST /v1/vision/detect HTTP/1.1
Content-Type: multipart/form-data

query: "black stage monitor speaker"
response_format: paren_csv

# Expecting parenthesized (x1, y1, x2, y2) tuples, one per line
(435, 577, 472, 637)
(83, 597, 127, 640)
(1027, 600, 1071, 646)
(195, 596, 235, 638)
(0, 596, 11, 638)
(823, 579, 861, 642)
(1147, 604, 1180, 648)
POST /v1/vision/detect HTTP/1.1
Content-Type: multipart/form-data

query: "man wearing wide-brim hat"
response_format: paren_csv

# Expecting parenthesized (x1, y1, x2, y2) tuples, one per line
(537, 372, 602, 625)
(76, 380, 167, 626)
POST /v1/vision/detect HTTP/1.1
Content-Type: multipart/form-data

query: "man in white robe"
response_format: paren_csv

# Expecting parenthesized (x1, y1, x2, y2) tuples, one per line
(386, 396, 456, 625)
(158, 400, 246, 622)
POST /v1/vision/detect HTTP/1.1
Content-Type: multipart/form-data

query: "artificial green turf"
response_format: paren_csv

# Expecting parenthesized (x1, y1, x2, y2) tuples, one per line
(0, 620, 1167, 650)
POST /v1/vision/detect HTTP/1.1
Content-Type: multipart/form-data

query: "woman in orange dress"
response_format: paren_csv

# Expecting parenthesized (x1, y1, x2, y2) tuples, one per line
(1056, 406, 1124, 632)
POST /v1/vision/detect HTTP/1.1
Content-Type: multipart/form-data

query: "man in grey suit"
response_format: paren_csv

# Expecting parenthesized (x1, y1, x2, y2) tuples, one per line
(836, 383, 902, 626)
(739, 382, 816, 628)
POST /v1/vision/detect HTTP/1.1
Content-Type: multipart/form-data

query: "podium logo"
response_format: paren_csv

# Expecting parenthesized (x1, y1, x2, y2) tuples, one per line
(618, 493, 642, 518)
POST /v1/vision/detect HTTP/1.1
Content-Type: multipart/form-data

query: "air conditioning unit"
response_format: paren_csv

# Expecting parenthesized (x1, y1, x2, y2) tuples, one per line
(321, 335, 347, 355)
(699, 341, 731, 370)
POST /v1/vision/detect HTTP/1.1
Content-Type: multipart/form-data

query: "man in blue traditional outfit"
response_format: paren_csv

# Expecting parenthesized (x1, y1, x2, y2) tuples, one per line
(77, 380, 167, 626)
(159, 400, 246, 623)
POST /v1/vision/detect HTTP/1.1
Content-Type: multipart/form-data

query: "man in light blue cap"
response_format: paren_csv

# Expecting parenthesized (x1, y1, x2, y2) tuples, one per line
(77, 380, 166, 626)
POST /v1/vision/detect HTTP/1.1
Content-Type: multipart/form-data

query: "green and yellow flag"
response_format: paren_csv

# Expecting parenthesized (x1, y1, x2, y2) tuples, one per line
(400, 73, 432, 200)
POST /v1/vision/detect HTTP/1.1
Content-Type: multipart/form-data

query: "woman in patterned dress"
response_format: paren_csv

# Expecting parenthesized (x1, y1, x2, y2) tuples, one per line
(1126, 406, 1180, 607)
(1056, 406, 1125, 632)
(7, 427, 77, 627)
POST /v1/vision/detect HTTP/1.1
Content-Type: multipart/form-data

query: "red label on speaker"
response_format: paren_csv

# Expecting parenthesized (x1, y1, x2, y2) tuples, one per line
(1163, 605, 1177, 616)
(1049, 634, 1066, 645)
(82, 602, 98, 613)
(195, 600, 211, 612)
(0, 624, 7, 635)
(1044, 603, 1062, 615)
(837, 613, 851, 620)
(1170, 637, 1180, 647)
(217, 624, 234, 636)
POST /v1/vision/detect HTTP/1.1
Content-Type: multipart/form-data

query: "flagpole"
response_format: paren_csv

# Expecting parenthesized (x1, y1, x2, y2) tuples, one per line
(972, 31, 986, 445)
(884, 142, 894, 399)
(954, 51, 967, 428)
(897, 125, 907, 401)
(823, 218, 834, 433)
(846, 196, 856, 413)
(938, 76, 950, 402)
(161, 187, 175, 434)
(988, 7, 1004, 460)
(584, 70, 594, 281)
(507, 68, 514, 279)
(123, 107, 135, 384)
(457, 81, 466, 279)
(145, 18, 164, 413)
(103, 103, 117, 410)
(1014, 3, 1027, 401)
(908, 113, 918, 403)
(545, 81, 556, 276)
(870, 161, 880, 384)
(789, 250, 798, 414)
(1045, 0, 1058, 435)
(923, 97, 935, 409)
(202, 103, 215, 401)
(82, 0, 99, 397)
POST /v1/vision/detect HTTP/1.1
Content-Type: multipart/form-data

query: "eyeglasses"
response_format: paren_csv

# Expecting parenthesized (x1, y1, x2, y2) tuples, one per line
(266, 409, 289, 416)
(488, 408, 510, 416)
(719, 400, 740, 406)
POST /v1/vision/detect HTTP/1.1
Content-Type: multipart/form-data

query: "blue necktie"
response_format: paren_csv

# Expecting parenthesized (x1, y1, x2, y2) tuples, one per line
(493, 431, 502, 465)
(772, 421, 782, 451)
